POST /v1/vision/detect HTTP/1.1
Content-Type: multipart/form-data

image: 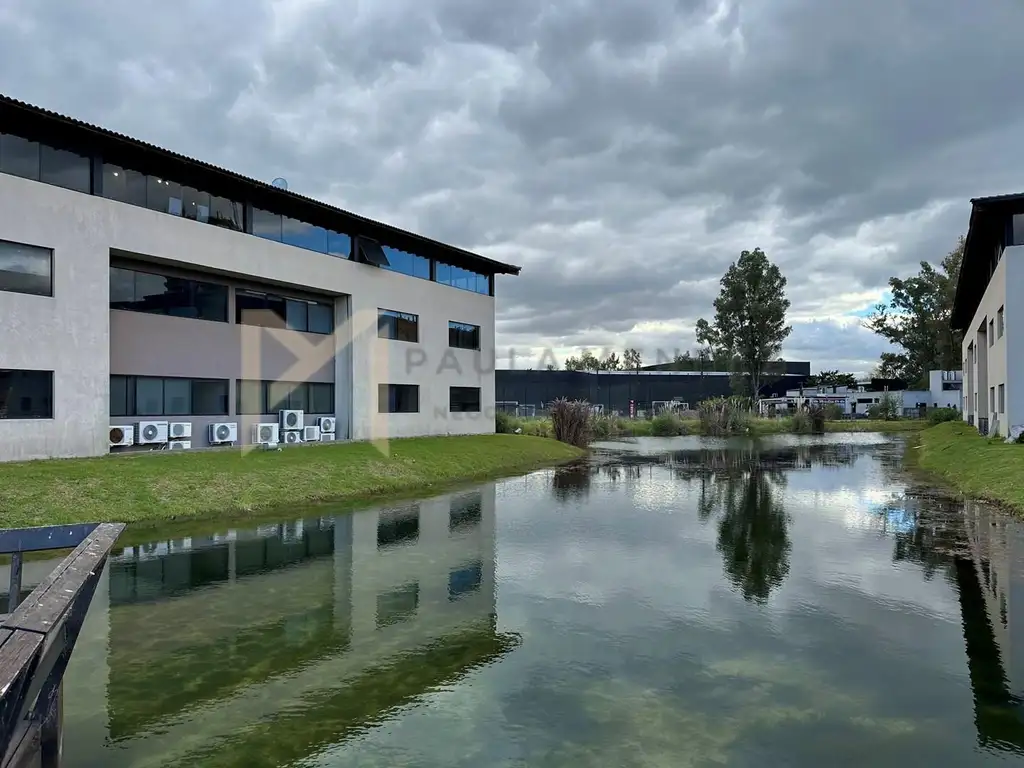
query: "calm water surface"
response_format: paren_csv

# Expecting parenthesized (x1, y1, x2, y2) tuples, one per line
(51, 433, 1024, 766)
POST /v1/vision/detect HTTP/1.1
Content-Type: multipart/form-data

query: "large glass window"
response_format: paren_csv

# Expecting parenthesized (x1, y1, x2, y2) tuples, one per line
(308, 302, 334, 334)
(210, 196, 243, 231)
(328, 230, 351, 259)
(110, 376, 229, 417)
(448, 321, 480, 350)
(0, 240, 52, 297)
(436, 263, 489, 294)
(252, 209, 283, 242)
(182, 186, 211, 223)
(147, 176, 183, 216)
(377, 309, 419, 342)
(0, 369, 53, 419)
(449, 386, 481, 413)
(378, 384, 419, 414)
(0, 134, 41, 181)
(235, 380, 335, 414)
(39, 145, 91, 193)
(109, 266, 228, 322)
(237, 290, 332, 334)
(382, 246, 430, 280)
(283, 217, 328, 253)
(101, 164, 148, 206)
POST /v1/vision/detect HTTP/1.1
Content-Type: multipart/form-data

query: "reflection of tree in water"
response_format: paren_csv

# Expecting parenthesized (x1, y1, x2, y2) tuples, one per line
(549, 464, 597, 503)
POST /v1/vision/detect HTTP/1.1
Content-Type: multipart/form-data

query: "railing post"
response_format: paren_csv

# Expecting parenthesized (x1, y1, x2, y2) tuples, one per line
(7, 553, 22, 614)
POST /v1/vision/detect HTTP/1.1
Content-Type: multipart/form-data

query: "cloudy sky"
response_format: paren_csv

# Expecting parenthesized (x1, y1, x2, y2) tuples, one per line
(3, 0, 1023, 374)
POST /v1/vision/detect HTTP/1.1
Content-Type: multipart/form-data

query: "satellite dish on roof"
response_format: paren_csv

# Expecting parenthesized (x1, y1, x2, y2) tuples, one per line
(272, 177, 288, 191)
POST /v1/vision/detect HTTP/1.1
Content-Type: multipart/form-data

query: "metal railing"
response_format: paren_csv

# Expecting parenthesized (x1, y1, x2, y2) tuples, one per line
(0, 522, 124, 767)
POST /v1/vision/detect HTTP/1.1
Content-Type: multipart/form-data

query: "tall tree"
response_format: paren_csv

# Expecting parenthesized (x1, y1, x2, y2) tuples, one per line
(600, 352, 622, 370)
(807, 370, 859, 388)
(695, 248, 792, 398)
(565, 350, 602, 371)
(866, 237, 964, 388)
(623, 347, 643, 371)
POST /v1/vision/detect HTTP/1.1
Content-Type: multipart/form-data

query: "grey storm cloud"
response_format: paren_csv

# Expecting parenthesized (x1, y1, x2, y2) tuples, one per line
(2, 0, 1023, 374)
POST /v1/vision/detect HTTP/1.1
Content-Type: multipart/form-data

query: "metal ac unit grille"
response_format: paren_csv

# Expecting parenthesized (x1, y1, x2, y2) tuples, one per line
(284, 412, 299, 428)
(215, 425, 231, 441)
(259, 426, 275, 442)
(142, 424, 159, 441)
(110, 427, 124, 443)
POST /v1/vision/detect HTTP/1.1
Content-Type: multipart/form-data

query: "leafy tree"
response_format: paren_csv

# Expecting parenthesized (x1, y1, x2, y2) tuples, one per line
(806, 370, 859, 388)
(696, 248, 792, 399)
(623, 348, 643, 371)
(866, 237, 963, 388)
(600, 352, 622, 370)
(564, 350, 602, 371)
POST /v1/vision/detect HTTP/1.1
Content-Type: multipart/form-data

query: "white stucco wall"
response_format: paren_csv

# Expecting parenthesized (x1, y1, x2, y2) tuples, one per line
(0, 172, 498, 461)
(961, 246, 1024, 436)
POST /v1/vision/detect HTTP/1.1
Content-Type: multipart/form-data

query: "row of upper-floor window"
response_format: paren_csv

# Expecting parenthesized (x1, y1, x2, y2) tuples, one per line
(0, 131, 492, 295)
(377, 309, 481, 350)
(110, 265, 335, 334)
(110, 375, 335, 417)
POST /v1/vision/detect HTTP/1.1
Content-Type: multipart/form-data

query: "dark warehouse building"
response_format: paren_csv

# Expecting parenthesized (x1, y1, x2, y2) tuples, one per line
(495, 363, 811, 415)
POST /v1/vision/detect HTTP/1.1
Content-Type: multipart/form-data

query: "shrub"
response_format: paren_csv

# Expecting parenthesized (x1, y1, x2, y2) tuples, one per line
(651, 412, 686, 436)
(519, 417, 551, 438)
(550, 398, 593, 448)
(867, 392, 901, 421)
(697, 396, 753, 436)
(790, 409, 811, 434)
(928, 407, 960, 425)
(495, 410, 517, 434)
(823, 403, 844, 421)
(591, 415, 612, 440)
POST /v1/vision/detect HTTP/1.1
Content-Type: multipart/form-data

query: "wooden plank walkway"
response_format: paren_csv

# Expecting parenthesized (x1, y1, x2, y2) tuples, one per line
(0, 523, 124, 768)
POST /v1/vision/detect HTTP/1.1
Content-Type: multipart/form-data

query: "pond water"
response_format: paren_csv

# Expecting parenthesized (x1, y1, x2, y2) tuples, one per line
(53, 433, 1024, 766)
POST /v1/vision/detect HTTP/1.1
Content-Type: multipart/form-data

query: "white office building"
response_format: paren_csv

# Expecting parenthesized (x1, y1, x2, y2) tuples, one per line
(0, 95, 520, 462)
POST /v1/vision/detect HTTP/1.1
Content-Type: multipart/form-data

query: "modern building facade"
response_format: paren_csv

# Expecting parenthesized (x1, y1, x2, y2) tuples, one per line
(0, 95, 519, 461)
(952, 193, 1024, 437)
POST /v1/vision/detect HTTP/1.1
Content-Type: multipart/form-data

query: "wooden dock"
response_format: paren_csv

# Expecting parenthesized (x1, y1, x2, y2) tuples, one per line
(0, 523, 124, 768)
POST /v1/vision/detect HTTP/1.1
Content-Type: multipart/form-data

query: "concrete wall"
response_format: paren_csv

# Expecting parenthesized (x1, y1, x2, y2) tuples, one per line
(0, 172, 497, 460)
(962, 246, 1024, 436)
(927, 370, 963, 411)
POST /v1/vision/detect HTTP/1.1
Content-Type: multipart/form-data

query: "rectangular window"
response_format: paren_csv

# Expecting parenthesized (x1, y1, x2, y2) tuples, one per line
(990, 386, 996, 413)
(236, 290, 332, 334)
(182, 186, 211, 223)
(377, 309, 419, 342)
(450, 386, 481, 413)
(999, 383, 1005, 414)
(39, 145, 91, 193)
(110, 376, 229, 417)
(209, 196, 243, 231)
(101, 164, 148, 207)
(998, 306, 1004, 339)
(252, 209, 282, 242)
(282, 217, 328, 253)
(379, 384, 419, 414)
(0, 240, 52, 297)
(436, 263, 489, 295)
(382, 246, 431, 280)
(147, 176, 183, 216)
(989, 319, 995, 346)
(448, 321, 480, 350)
(0, 134, 40, 181)
(0, 369, 53, 419)
(109, 266, 228, 322)
(235, 380, 335, 415)
(328, 230, 351, 259)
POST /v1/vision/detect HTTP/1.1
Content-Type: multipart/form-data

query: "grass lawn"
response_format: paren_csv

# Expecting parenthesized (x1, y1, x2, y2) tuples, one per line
(0, 435, 584, 528)
(911, 421, 1024, 512)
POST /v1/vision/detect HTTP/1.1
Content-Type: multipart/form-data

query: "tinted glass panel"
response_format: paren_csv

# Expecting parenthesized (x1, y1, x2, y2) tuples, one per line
(436, 262, 489, 294)
(267, 382, 293, 414)
(288, 383, 309, 412)
(0, 240, 52, 297)
(163, 378, 191, 416)
(147, 177, 183, 215)
(286, 300, 308, 332)
(308, 302, 333, 334)
(328, 231, 351, 259)
(109, 267, 227, 322)
(309, 382, 334, 413)
(377, 309, 419, 342)
(236, 290, 287, 329)
(182, 187, 211, 223)
(135, 378, 164, 416)
(379, 384, 419, 414)
(191, 379, 229, 416)
(236, 380, 264, 415)
(283, 218, 328, 253)
(1013, 214, 1024, 247)
(382, 247, 430, 279)
(210, 197, 242, 231)
(448, 321, 480, 350)
(253, 209, 282, 242)
(0, 134, 40, 180)
(110, 375, 129, 418)
(450, 386, 481, 413)
(39, 145, 91, 193)
(0, 369, 53, 419)
(102, 165, 148, 206)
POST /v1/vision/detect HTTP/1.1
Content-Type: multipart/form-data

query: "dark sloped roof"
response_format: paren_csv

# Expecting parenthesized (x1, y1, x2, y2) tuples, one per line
(951, 193, 1024, 331)
(0, 94, 521, 276)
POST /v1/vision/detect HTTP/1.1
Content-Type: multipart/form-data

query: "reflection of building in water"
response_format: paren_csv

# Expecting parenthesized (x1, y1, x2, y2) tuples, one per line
(62, 484, 514, 767)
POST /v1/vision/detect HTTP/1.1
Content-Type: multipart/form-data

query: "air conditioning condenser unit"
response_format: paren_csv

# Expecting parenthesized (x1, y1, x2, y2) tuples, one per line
(252, 423, 280, 445)
(303, 425, 321, 442)
(209, 422, 238, 444)
(317, 416, 335, 433)
(283, 430, 302, 444)
(136, 421, 169, 445)
(169, 422, 192, 439)
(280, 409, 304, 431)
(109, 425, 134, 447)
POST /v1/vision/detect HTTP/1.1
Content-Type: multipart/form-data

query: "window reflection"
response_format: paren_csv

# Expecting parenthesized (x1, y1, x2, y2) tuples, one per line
(39, 145, 90, 193)
(109, 266, 228, 322)
(0, 134, 41, 181)
(182, 186, 210, 223)
(376, 582, 419, 628)
(283, 217, 328, 253)
(448, 562, 483, 600)
(377, 505, 420, 548)
(328, 230, 351, 259)
(147, 177, 183, 216)
(382, 246, 430, 280)
(436, 262, 489, 294)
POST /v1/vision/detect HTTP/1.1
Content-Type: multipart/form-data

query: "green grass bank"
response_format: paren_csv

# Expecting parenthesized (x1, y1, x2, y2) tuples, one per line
(912, 421, 1024, 512)
(504, 414, 926, 440)
(0, 435, 584, 529)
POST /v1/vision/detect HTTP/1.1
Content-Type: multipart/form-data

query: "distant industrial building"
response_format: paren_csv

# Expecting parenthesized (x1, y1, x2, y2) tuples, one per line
(495, 363, 811, 416)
